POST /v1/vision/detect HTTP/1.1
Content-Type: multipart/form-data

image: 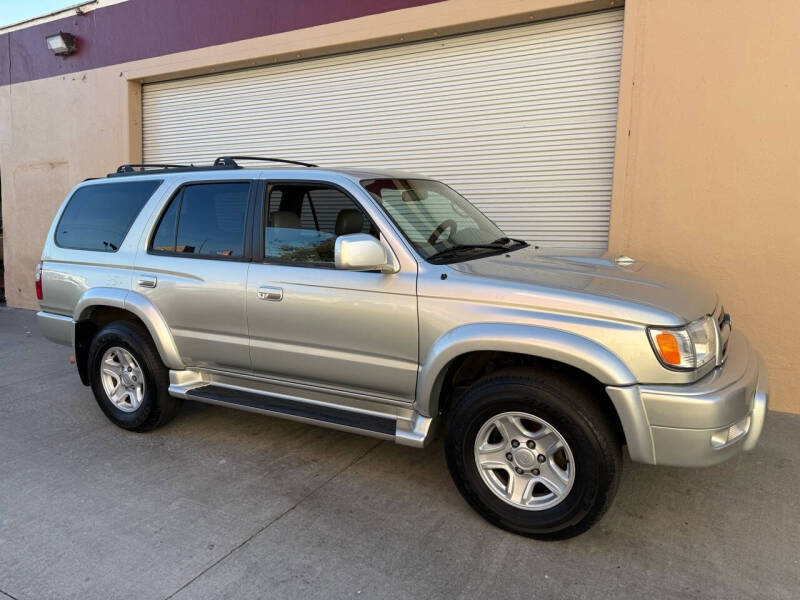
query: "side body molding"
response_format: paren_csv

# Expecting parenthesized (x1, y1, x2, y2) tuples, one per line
(416, 323, 637, 418)
(73, 288, 184, 370)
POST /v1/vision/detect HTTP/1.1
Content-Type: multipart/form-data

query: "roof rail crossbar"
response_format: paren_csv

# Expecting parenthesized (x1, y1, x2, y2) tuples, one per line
(116, 163, 190, 173)
(214, 156, 318, 168)
(106, 163, 243, 178)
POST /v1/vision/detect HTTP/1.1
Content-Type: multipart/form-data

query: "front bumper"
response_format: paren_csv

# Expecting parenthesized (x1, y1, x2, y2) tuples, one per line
(607, 330, 768, 467)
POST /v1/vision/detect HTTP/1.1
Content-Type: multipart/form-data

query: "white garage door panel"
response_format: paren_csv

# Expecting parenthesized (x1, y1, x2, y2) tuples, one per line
(143, 9, 623, 248)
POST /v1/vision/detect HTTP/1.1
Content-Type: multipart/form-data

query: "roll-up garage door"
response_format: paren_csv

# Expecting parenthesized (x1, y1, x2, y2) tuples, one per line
(143, 9, 623, 249)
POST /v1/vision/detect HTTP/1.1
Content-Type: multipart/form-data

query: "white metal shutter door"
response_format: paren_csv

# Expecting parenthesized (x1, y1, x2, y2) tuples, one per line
(143, 9, 623, 249)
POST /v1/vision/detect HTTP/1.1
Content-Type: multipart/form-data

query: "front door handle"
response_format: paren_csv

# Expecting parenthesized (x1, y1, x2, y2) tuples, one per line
(137, 274, 157, 288)
(257, 286, 283, 301)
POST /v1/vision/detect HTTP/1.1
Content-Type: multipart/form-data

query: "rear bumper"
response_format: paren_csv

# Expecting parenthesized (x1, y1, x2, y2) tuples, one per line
(607, 330, 768, 467)
(36, 311, 73, 347)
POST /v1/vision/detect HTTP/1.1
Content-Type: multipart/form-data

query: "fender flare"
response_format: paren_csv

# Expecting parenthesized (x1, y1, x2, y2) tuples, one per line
(73, 288, 184, 370)
(416, 322, 637, 417)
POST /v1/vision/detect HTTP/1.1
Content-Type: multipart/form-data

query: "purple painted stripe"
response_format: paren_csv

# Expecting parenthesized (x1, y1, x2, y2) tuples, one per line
(0, 0, 444, 86)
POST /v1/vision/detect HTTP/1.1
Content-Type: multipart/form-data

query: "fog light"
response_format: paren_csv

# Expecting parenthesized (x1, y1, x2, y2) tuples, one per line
(710, 415, 751, 448)
(46, 32, 77, 56)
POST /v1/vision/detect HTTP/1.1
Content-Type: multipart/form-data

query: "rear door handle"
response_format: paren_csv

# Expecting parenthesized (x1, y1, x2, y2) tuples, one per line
(137, 274, 157, 288)
(257, 286, 283, 301)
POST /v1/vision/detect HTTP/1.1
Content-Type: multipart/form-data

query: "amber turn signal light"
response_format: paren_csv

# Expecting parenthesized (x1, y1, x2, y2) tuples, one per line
(655, 332, 681, 365)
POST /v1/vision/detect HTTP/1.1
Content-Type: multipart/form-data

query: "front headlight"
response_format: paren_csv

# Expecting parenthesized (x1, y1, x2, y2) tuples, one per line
(648, 315, 718, 370)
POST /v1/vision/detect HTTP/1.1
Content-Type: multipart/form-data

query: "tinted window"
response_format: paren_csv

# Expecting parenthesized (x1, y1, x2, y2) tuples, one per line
(56, 180, 162, 251)
(151, 183, 250, 258)
(151, 193, 179, 252)
(265, 184, 373, 265)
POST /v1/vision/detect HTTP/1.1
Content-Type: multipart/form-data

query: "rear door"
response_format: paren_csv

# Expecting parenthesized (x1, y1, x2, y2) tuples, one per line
(134, 179, 255, 372)
(245, 180, 418, 403)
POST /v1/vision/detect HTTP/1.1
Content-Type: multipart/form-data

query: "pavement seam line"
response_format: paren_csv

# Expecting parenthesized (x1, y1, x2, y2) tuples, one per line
(0, 588, 20, 600)
(162, 438, 384, 600)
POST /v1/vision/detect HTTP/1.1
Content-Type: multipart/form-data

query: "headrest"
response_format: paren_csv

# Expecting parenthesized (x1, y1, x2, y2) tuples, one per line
(401, 189, 428, 202)
(271, 211, 301, 229)
(335, 209, 364, 236)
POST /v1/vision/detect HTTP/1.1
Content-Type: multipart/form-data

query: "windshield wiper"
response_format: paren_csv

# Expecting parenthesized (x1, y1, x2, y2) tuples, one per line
(491, 236, 529, 248)
(427, 243, 509, 264)
(428, 238, 529, 264)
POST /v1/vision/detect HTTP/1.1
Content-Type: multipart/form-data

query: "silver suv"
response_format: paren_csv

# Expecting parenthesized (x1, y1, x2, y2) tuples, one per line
(37, 157, 769, 539)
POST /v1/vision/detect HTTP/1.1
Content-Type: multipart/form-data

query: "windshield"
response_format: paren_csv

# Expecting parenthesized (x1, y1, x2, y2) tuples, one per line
(361, 178, 517, 261)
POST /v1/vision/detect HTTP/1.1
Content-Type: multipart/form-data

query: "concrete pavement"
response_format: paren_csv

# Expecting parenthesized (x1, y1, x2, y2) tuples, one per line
(0, 306, 797, 599)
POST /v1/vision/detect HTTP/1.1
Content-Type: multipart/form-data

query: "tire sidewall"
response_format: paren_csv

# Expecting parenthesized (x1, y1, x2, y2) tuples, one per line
(446, 377, 618, 539)
(88, 324, 158, 429)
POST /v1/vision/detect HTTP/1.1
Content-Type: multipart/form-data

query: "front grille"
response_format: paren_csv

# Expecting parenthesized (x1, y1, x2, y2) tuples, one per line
(716, 304, 731, 364)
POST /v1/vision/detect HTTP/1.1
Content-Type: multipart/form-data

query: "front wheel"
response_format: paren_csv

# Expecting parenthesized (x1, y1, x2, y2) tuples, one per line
(445, 369, 621, 540)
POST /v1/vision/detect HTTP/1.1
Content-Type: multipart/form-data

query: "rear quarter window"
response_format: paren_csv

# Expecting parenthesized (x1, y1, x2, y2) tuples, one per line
(55, 180, 162, 252)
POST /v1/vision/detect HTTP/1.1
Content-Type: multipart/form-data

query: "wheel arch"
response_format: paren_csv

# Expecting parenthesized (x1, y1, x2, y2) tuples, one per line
(417, 323, 644, 455)
(418, 323, 635, 415)
(73, 288, 183, 384)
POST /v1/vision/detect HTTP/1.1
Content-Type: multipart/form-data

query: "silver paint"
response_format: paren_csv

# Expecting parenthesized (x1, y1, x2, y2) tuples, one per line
(37, 166, 769, 468)
(334, 233, 399, 273)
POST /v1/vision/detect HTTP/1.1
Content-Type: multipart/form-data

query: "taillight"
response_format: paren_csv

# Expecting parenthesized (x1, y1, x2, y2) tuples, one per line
(35, 261, 43, 300)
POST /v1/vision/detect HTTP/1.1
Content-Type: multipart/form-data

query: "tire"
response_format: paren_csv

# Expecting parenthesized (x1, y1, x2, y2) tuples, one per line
(445, 368, 621, 540)
(88, 321, 181, 432)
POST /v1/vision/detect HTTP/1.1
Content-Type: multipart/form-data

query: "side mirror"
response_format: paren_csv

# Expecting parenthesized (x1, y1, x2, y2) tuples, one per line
(335, 234, 398, 273)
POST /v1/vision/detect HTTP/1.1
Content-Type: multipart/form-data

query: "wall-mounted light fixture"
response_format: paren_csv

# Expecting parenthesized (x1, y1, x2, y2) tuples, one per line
(45, 32, 77, 57)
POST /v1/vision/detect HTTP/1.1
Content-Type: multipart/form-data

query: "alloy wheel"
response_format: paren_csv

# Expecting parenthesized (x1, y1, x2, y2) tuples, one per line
(474, 411, 575, 510)
(99, 346, 146, 413)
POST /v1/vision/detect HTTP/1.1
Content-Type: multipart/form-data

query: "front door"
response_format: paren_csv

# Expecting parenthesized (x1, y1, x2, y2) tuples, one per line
(246, 181, 418, 402)
(135, 180, 254, 372)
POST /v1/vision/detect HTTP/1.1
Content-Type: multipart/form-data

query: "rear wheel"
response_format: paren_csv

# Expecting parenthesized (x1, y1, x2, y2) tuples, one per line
(88, 321, 181, 431)
(445, 369, 621, 540)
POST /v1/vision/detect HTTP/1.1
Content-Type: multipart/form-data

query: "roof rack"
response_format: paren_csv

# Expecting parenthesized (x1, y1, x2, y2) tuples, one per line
(107, 162, 240, 178)
(107, 155, 317, 178)
(214, 156, 318, 168)
(116, 163, 190, 173)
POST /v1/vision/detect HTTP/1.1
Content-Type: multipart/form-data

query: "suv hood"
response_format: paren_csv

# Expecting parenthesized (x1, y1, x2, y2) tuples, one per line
(447, 246, 717, 325)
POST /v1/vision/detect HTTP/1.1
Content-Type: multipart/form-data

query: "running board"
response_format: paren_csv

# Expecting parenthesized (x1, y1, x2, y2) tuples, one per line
(168, 380, 433, 447)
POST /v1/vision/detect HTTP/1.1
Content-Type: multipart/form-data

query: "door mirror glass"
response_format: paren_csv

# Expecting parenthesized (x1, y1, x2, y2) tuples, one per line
(335, 234, 397, 273)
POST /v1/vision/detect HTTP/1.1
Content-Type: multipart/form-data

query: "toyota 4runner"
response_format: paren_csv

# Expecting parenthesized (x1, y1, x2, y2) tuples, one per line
(36, 156, 769, 539)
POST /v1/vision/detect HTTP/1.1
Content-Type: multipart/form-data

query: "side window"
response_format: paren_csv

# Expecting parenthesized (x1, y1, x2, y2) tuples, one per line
(56, 180, 162, 252)
(150, 182, 250, 258)
(264, 184, 374, 265)
(151, 193, 180, 252)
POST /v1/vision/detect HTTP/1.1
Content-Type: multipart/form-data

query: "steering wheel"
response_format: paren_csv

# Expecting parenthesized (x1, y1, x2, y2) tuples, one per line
(428, 219, 458, 246)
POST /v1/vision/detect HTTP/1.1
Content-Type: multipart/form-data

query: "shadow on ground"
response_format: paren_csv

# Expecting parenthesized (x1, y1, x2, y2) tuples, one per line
(0, 307, 797, 600)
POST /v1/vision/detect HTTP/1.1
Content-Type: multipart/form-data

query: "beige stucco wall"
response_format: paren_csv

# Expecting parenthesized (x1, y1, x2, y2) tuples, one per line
(609, 0, 800, 413)
(1, 0, 797, 413)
